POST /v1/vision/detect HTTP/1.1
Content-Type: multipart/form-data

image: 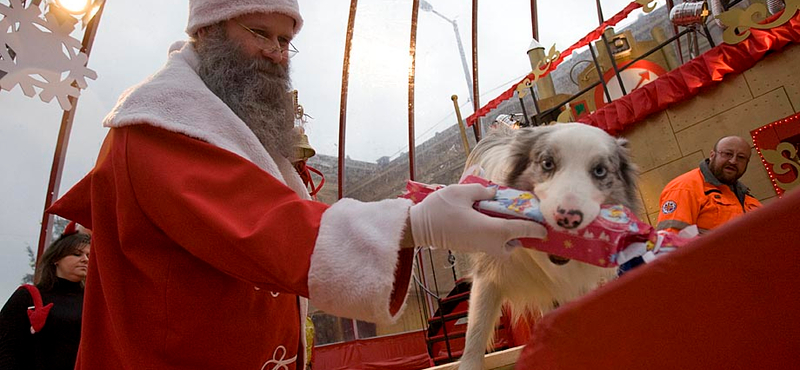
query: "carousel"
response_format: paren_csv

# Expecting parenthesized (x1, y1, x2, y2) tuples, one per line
(1, 0, 799, 369)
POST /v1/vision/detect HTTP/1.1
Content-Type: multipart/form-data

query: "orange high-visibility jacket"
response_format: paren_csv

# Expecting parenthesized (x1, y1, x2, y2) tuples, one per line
(656, 163, 761, 234)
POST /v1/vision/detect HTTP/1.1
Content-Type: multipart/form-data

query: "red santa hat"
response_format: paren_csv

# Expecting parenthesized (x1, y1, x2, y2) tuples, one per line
(186, 0, 304, 36)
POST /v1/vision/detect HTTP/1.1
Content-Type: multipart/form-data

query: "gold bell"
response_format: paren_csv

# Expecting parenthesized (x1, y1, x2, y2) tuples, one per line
(293, 132, 316, 162)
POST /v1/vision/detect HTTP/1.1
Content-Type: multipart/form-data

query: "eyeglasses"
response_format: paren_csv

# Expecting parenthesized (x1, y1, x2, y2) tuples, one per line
(235, 21, 299, 59)
(715, 150, 749, 163)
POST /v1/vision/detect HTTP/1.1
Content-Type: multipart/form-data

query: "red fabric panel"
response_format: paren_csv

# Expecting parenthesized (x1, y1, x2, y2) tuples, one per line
(579, 11, 800, 135)
(49, 126, 325, 369)
(125, 124, 327, 294)
(466, 1, 643, 126)
(515, 189, 800, 369)
(315, 331, 431, 370)
(390, 248, 415, 316)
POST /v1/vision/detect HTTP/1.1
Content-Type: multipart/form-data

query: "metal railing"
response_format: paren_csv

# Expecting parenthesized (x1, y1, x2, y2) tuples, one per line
(516, 18, 716, 127)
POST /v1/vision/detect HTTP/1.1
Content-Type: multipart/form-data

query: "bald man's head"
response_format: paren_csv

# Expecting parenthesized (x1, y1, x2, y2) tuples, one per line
(709, 136, 751, 184)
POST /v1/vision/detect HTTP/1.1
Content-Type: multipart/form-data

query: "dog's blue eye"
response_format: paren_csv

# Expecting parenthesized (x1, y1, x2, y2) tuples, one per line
(592, 165, 607, 178)
(541, 159, 555, 171)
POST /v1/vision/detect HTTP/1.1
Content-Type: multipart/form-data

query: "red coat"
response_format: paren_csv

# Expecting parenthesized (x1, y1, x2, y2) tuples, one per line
(51, 43, 415, 369)
(50, 124, 414, 369)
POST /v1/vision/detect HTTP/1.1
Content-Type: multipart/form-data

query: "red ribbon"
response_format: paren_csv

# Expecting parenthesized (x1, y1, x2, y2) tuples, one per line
(294, 161, 325, 200)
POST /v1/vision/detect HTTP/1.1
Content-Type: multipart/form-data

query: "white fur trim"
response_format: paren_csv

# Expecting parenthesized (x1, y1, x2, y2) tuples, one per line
(309, 198, 413, 324)
(102, 42, 310, 195)
(187, 0, 303, 36)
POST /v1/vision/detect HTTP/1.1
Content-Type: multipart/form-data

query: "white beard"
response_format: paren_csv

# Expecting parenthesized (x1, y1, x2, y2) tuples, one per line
(195, 25, 297, 158)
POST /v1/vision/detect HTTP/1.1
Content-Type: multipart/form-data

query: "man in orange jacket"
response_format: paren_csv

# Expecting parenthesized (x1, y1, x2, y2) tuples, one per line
(656, 136, 762, 234)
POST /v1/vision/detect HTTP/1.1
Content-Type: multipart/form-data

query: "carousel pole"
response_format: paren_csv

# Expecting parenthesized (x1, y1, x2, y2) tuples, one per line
(667, 0, 685, 64)
(337, 0, 358, 200)
(529, 0, 542, 126)
(337, 1, 365, 340)
(408, 0, 420, 181)
(409, 0, 438, 324)
(36, 0, 106, 263)
(594, 0, 604, 24)
(530, 0, 539, 41)
(470, 0, 481, 142)
(596, 0, 627, 97)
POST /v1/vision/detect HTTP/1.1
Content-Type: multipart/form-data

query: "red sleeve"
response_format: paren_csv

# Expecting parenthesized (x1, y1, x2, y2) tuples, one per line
(125, 125, 329, 294)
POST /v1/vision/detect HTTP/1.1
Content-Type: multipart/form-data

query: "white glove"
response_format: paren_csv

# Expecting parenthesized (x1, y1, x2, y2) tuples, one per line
(410, 183, 547, 258)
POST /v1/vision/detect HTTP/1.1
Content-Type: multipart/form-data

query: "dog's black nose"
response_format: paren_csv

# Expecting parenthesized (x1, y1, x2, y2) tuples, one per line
(555, 207, 584, 229)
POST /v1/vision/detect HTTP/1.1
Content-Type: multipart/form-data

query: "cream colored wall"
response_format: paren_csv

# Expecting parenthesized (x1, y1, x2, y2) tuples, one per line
(623, 43, 800, 225)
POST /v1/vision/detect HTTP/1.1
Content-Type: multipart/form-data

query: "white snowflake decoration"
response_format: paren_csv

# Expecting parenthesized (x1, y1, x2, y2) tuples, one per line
(0, 0, 97, 110)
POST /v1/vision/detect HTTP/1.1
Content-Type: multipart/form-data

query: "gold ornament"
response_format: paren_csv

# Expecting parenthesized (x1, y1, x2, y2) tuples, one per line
(534, 45, 560, 82)
(516, 77, 534, 99)
(760, 141, 800, 192)
(516, 44, 560, 98)
(718, 0, 800, 44)
(291, 90, 305, 121)
(636, 0, 658, 13)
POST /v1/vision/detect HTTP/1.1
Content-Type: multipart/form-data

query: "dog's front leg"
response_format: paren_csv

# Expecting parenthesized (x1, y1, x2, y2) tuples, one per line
(459, 275, 503, 370)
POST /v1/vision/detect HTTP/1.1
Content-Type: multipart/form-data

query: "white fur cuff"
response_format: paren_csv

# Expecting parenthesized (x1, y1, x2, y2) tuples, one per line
(308, 198, 413, 324)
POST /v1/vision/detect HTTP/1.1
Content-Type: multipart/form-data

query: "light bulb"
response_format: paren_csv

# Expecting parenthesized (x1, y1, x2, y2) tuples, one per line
(55, 0, 91, 14)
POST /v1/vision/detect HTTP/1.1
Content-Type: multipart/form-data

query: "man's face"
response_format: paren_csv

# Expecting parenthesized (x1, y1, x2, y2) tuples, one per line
(223, 12, 295, 67)
(194, 12, 297, 157)
(709, 137, 751, 185)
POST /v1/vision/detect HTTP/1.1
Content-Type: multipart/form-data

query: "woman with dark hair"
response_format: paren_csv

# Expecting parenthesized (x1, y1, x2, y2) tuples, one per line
(0, 229, 91, 370)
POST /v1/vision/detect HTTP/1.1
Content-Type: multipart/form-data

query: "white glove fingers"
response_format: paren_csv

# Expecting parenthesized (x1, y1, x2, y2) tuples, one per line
(442, 183, 496, 204)
(479, 216, 548, 242)
(410, 183, 540, 255)
(503, 219, 548, 240)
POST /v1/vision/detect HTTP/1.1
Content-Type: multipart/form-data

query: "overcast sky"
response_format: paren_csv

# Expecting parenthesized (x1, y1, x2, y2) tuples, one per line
(0, 0, 637, 302)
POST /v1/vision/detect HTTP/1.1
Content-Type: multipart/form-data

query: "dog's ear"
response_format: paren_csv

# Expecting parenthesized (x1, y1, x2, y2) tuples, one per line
(615, 137, 641, 212)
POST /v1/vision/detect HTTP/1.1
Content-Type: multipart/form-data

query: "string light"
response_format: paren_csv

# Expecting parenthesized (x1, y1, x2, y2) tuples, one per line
(751, 113, 800, 198)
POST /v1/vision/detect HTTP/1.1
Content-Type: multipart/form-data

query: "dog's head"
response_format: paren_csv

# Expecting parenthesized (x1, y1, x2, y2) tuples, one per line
(504, 123, 639, 233)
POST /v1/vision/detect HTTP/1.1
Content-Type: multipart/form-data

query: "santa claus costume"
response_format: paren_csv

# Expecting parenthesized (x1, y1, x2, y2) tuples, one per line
(49, 1, 415, 368)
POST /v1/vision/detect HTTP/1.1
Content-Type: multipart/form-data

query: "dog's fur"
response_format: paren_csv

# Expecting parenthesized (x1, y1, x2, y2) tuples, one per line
(457, 122, 639, 369)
